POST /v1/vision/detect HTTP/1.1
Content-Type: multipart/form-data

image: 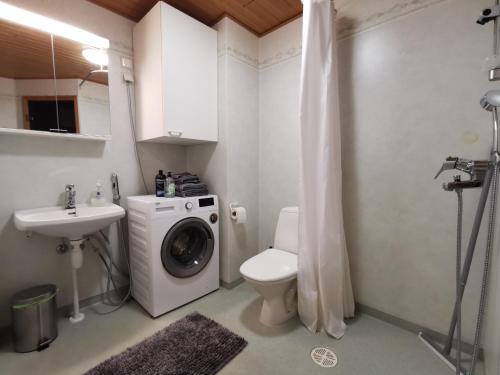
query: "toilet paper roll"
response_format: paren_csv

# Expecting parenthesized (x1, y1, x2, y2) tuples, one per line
(231, 207, 247, 224)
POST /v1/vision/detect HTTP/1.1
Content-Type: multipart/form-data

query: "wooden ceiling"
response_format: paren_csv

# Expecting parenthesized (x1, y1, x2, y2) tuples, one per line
(53, 36, 108, 85)
(87, 0, 303, 36)
(0, 20, 54, 80)
(0, 20, 107, 85)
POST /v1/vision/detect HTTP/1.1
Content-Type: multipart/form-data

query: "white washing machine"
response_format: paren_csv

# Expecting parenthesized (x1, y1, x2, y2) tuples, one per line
(127, 194, 219, 317)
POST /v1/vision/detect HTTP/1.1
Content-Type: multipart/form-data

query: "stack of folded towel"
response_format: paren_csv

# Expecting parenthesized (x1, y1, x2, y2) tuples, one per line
(172, 172, 209, 197)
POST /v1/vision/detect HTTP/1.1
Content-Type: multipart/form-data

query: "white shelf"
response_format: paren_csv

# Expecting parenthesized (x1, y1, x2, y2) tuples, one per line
(0, 128, 111, 142)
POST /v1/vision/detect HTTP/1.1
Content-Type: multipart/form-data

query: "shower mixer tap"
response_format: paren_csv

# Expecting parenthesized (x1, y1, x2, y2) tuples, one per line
(434, 157, 490, 190)
(477, 5, 500, 26)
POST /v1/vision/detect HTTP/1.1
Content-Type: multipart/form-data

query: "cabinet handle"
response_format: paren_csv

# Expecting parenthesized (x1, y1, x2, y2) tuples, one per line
(168, 130, 182, 137)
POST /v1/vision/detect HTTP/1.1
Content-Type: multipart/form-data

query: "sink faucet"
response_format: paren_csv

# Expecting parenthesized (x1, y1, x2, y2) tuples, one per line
(65, 184, 76, 210)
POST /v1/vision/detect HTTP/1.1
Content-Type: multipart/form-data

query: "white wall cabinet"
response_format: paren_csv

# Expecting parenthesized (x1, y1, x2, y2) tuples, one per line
(133, 2, 217, 144)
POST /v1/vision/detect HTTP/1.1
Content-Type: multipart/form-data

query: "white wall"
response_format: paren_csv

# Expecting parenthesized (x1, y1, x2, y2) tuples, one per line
(0, 0, 186, 327)
(187, 18, 259, 285)
(77, 81, 111, 136)
(258, 20, 302, 250)
(16, 78, 77, 96)
(259, 0, 499, 354)
(341, 0, 498, 345)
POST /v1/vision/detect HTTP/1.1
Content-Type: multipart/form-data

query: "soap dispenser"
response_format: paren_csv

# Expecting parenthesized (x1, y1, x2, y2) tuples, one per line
(166, 172, 175, 198)
(91, 181, 106, 206)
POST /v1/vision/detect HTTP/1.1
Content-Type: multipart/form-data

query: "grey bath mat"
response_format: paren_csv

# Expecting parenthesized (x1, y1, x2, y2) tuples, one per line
(84, 312, 247, 375)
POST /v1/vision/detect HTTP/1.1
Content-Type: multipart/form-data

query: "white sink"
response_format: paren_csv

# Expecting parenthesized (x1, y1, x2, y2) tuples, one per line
(14, 203, 125, 240)
(14, 202, 126, 324)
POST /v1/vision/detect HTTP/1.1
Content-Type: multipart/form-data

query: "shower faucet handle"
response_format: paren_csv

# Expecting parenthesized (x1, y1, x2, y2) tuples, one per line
(434, 157, 459, 179)
(435, 157, 490, 181)
(434, 157, 475, 179)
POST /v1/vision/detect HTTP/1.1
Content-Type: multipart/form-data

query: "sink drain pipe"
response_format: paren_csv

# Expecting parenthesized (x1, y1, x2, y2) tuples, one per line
(69, 238, 85, 323)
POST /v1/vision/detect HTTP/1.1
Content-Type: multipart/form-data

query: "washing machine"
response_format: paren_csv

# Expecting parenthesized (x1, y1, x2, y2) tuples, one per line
(127, 194, 219, 317)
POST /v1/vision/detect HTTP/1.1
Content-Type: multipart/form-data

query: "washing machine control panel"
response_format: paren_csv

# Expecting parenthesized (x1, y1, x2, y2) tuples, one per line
(185, 201, 193, 210)
(198, 197, 215, 207)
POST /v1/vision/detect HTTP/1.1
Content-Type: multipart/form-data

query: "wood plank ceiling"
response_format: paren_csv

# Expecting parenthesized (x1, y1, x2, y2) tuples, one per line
(0, 20, 107, 85)
(87, 0, 303, 36)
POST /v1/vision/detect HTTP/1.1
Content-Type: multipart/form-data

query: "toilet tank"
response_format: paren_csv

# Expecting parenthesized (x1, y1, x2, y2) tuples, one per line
(274, 207, 299, 254)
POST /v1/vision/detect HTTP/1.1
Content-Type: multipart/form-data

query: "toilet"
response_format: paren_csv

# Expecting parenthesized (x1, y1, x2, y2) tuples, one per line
(240, 207, 298, 326)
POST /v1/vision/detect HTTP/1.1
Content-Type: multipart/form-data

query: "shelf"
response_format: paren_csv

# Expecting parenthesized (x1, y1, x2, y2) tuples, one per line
(0, 128, 111, 142)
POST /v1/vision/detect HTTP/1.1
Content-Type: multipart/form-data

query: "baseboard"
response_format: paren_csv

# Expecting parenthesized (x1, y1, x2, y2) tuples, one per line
(0, 285, 130, 341)
(220, 278, 244, 289)
(57, 285, 130, 316)
(356, 303, 483, 359)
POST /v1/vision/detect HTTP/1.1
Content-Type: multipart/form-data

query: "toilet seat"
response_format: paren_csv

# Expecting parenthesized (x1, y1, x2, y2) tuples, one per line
(240, 248, 297, 283)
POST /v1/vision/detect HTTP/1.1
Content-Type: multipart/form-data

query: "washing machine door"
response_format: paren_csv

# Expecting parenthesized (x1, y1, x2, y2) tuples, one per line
(161, 217, 215, 278)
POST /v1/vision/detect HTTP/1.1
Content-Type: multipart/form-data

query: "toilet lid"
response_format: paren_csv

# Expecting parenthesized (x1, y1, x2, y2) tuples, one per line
(240, 248, 297, 282)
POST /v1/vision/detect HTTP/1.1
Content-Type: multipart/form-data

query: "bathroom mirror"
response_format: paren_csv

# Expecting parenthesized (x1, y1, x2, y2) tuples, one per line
(0, 19, 56, 131)
(52, 36, 111, 136)
(0, 14, 111, 139)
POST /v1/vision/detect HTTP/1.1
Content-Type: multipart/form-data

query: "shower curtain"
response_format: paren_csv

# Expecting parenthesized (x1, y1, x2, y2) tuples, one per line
(298, 0, 355, 339)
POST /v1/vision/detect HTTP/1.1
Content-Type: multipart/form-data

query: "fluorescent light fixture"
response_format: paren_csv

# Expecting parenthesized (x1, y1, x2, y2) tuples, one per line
(0, 1, 109, 49)
(82, 48, 109, 66)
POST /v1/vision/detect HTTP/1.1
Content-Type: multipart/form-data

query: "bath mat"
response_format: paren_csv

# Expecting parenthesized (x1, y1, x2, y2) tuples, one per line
(84, 312, 247, 375)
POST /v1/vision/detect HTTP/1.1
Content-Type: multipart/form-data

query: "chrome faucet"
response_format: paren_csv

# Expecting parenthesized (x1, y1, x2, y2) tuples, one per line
(434, 157, 490, 191)
(65, 184, 76, 209)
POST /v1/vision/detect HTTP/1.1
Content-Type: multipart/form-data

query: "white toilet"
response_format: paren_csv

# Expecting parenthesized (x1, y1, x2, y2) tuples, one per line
(240, 207, 298, 326)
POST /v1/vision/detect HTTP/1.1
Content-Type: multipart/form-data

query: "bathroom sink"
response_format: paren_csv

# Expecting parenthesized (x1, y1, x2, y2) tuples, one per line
(14, 203, 125, 240)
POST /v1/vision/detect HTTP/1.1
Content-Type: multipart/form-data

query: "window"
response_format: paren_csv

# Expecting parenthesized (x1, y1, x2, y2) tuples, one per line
(22, 96, 80, 133)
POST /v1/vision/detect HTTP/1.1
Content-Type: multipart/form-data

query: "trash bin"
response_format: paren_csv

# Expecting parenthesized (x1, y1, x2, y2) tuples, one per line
(11, 284, 58, 352)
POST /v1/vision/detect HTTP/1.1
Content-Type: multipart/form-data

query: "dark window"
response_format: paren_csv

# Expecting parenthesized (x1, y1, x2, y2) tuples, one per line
(23, 96, 79, 133)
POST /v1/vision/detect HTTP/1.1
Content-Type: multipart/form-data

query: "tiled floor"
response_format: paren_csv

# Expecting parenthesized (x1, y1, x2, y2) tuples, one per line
(0, 283, 483, 374)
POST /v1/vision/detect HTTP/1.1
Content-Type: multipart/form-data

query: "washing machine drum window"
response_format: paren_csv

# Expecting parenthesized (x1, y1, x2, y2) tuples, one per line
(161, 217, 215, 278)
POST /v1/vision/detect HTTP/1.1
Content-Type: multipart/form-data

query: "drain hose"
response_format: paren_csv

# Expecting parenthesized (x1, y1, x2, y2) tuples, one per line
(470, 162, 499, 374)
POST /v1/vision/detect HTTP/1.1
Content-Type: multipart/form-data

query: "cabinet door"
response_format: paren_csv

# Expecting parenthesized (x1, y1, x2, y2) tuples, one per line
(162, 4, 217, 143)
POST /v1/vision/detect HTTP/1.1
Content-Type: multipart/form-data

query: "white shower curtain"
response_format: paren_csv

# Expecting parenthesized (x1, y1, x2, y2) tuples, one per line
(298, 0, 355, 339)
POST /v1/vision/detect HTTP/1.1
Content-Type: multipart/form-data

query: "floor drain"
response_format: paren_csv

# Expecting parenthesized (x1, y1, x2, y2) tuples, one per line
(310, 346, 338, 368)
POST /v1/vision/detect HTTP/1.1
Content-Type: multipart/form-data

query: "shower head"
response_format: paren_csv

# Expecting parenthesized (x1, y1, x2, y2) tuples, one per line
(480, 90, 500, 111)
(480, 90, 500, 158)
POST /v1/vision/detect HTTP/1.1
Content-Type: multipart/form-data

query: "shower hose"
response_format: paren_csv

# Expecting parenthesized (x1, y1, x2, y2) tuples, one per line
(452, 160, 498, 375)
(470, 161, 499, 375)
(455, 189, 463, 375)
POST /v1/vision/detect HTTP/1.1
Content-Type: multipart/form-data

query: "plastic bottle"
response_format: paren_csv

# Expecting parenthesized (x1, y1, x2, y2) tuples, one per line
(91, 181, 106, 206)
(166, 172, 175, 198)
(155, 170, 166, 197)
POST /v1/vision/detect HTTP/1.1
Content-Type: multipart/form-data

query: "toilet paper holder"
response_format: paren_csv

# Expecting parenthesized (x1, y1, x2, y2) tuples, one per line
(229, 202, 247, 224)
(229, 202, 240, 220)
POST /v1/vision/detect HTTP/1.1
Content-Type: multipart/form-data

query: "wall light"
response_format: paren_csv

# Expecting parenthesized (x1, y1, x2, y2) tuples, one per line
(82, 48, 109, 66)
(0, 1, 109, 49)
